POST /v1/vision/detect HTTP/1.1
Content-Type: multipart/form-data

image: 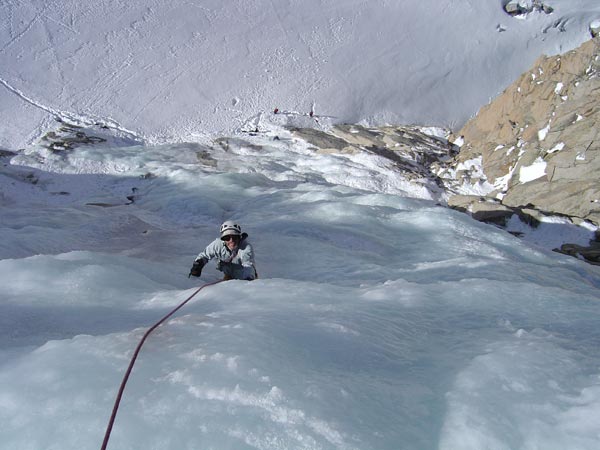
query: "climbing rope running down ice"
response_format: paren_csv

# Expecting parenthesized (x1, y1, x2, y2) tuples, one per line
(100, 280, 224, 450)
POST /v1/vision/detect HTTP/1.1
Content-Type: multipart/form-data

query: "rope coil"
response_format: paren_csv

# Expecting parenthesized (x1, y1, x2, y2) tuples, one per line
(100, 280, 223, 450)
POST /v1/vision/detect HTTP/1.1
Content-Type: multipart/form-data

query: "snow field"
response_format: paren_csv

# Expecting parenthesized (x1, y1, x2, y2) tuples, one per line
(3, 1, 600, 150)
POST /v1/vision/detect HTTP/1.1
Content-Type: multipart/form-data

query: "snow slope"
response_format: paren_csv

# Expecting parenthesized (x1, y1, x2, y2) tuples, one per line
(2, 0, 600, 149)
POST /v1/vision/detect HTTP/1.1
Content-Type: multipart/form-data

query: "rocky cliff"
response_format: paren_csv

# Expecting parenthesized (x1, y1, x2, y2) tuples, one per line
(436, 37, 600, 262)
(445, 37, 600, 223)
(285, 38, 600, 263)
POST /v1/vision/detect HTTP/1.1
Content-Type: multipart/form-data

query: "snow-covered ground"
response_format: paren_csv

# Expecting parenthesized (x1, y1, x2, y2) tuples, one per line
(2, 126, 600, 449)
(2, 0, 600, 149)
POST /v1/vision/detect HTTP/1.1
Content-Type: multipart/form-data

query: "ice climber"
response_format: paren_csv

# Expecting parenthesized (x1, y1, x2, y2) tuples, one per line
(189, 220, 257, 281)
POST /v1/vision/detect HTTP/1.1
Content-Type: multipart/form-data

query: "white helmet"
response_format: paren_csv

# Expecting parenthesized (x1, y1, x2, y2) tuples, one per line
(220, 220, 242, 238)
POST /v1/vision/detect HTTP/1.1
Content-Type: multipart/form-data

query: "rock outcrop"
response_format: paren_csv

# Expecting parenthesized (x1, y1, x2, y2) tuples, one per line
(442, 38, 600, 224)
(290, 124, 458, 198)
(503, 1, 553, 17)
(438, 37, 600, 262)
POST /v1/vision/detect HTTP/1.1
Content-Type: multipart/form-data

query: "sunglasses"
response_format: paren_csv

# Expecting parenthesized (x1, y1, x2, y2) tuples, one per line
(221, 235, 240, 242)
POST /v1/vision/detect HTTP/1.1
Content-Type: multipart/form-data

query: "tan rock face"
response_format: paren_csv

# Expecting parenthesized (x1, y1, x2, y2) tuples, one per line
(454, 37, 600, 225)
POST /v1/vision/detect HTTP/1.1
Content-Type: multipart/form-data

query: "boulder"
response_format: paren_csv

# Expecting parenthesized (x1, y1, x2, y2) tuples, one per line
(289, 127, 358, 154)
(504, 1, 522, 16)
(504, 1, 553, 16)
(502, 179, 600, 224)
(556, 241, 600, 265)
(448, 195, 515, 225)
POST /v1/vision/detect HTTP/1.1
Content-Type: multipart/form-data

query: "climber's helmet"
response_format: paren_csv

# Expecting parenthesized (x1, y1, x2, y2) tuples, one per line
(220, 221, 242, 240)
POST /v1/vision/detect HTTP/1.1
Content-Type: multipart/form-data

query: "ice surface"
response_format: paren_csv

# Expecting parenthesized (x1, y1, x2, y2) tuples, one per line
(2, 1, 600, 447)
(1, 128, 600, 449)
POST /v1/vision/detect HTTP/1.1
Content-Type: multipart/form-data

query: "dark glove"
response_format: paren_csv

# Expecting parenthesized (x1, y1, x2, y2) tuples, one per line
(188, 259, 206, 278)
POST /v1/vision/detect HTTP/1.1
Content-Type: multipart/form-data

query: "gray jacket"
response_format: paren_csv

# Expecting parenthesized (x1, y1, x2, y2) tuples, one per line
(195, 233, 256, 280)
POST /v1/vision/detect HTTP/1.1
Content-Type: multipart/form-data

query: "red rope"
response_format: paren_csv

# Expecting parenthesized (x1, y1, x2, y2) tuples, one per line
(100, 280, 223, 450)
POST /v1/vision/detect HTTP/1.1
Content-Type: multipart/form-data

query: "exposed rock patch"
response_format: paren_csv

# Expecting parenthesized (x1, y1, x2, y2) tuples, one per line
(557, 239, 600, 265)
(290, 124, 458, 191)
(447, 195, 515, 225)
(436, 37, 600, 263)
(442, 38, 600, 224)
(36, 119, 142, 153)
(503, 1, 554, 17)
(289, 127, 356, 154)
(41, 124, 107, 152)
(0, 149, 17, 159)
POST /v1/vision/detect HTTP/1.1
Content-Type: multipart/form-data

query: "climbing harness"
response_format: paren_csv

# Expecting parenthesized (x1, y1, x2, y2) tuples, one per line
(100, 280, 223, 450)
